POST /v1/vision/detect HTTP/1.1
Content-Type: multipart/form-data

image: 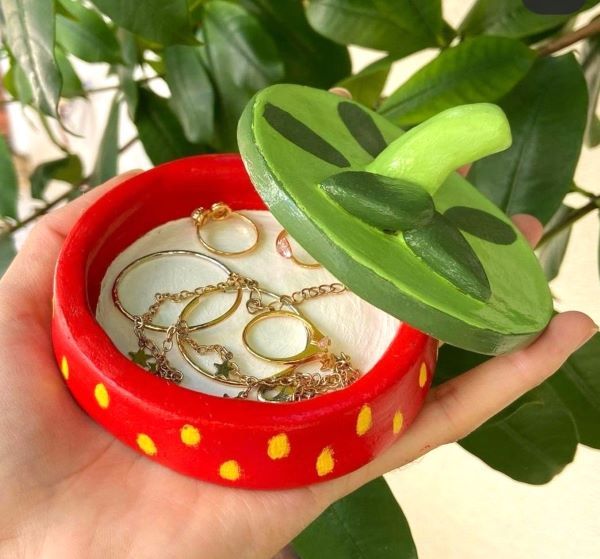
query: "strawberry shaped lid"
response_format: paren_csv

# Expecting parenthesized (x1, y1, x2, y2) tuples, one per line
(237, 84, 552, 355)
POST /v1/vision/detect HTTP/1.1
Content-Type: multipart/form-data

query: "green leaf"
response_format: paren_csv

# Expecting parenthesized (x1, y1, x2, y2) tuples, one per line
(134, 88, 203, 165)
(379, 37, 535, 127)
(337, 56, 391, 109)
(0, 135, 18, 219)
(116, 29, 139, 120)
(460, 0, 597, 39)
(89, 96, 120, 187)
(306, 0, 449, 55)
(537, 205, 573, 281)
(56, 0, 121, 64)
(293, 477, 417, 559)
(404, 212, 491, 302)
(0, 236, 16, 277)
(3, 57, 33, 104)
(444, 206, 517, 245)
(0, 0, 61, 116)
(547, 333, 600, 449)
(582, 26, 600, 147)
(321, 171, 435, 232)
(240, 0, 351, 88)
(55, 48, 84, 98)
(468, 55, 588, 225)
(204, 0, 284, 150)
(436, 345, 579, 484)
(164, 45, 214, 144)
(29, 155, 83, 200)
(89, 0, 195, 45)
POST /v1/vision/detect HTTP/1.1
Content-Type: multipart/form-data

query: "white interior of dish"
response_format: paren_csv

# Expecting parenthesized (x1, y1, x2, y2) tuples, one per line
(96, 210, 401, 397)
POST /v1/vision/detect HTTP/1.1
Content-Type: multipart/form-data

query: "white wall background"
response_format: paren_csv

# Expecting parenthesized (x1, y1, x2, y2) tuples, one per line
(6, 1, 600, 557)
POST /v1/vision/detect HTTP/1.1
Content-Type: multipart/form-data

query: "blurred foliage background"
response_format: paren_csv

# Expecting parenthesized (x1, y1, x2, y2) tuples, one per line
(0, 1, 599, 557)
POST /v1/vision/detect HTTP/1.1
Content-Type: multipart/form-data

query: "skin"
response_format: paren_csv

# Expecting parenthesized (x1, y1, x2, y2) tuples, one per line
(0, 172, 596, 558)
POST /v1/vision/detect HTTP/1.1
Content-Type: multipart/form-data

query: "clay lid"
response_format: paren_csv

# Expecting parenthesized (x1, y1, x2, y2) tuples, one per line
(237, 84, 552, 355)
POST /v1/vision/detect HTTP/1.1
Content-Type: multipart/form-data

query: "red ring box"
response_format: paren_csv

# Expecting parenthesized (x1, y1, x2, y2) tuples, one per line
(52, 154, 438, 488)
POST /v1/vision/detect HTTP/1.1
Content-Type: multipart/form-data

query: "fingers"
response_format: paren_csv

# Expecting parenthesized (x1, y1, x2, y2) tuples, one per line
(511, 213, 544, 248)
(0, 171, 143, 321)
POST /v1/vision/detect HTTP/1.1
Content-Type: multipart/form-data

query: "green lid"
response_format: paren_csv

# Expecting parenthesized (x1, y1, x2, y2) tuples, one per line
(237, 84, 552, 355)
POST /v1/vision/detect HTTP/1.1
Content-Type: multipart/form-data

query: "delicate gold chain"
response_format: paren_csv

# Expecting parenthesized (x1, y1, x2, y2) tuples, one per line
(131, 274, 356, 401)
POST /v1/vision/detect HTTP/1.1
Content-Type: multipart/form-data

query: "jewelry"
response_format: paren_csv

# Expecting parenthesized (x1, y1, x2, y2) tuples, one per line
(275, 229, 321, 269)
(112, 250, 242, 332)
(177, 288, 300, 384)
(242, 310, 330, 364)
(192, 202, 259, 257)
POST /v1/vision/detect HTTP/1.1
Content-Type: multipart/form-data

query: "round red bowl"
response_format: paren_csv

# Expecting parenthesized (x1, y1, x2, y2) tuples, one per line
(52, 154, 438, 489)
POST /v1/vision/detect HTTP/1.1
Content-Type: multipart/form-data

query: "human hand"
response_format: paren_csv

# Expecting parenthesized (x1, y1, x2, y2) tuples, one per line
(0, 173, 596, 559)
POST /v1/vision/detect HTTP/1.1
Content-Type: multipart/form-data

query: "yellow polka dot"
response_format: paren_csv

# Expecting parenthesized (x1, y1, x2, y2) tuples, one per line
(60, 356, 69, 380)
(180, 424, 201, 447)
(356, 404, 373, 436)
(268, 433, 290, 460)
(393, 410, 404, 435)
(136, 433, 157, 456)
(419, 363, 428, 388)
(94, 383, 110, 409)
(316, 447, 335, 477)
(219, 460, 241, 481)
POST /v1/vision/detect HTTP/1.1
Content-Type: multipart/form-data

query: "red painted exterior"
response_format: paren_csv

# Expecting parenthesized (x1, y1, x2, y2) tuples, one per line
(52, 154, 438, 489)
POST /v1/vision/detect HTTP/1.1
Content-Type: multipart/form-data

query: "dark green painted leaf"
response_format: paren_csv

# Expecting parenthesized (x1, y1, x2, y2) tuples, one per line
(0, 135, 18, 219)
(293, 477, 417, 559)
(379, 37, 535, 127)
(55, 49, 83, 98)
(337, 56, 391, 109)
(460, 0, 598, 39)
(89, 96, 119, 187)
(164, 45, 214, 144)
(56, 0, 121, 64)
(537, 205, 573, 281)
(435, 344, 578, 484)
(240, 0, 351, 88)
(404, 212, 491, 301)
(338, 101, 387, 158)
(30, 155, 83, 200)
(3, 57, 33, 104)
(264, 103, 350, 167)
(134, 88, 203, 165)
(204, 0, 284, 150)
(89, 0, 195, 45)
(0, 236, 16, 277)
(444, 206, 517, 245)
(468, 55, 588, 225)
(582, 26, 600, 147)
(547, 333, 600, 449)
(321, 171, 435, 232)
(306, 0, 448, 55)
(0, 0, 61, 116)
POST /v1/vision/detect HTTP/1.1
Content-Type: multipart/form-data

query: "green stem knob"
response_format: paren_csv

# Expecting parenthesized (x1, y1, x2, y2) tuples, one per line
(366, 103, 512, 194)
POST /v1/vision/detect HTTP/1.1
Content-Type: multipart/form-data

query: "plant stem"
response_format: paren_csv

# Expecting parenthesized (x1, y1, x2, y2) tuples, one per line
(537, 17, 600, 56)
(0, 137, 139, 239)
(538, 197, 600, 247)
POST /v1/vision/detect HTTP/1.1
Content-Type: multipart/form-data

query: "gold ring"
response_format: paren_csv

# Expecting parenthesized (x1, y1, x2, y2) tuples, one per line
(242, 310, 330, 364)
(112, 250, 240, 332)
(275, 230, 321, 269)
(177, 289, 301, 385)
(192, 202, 259, 257)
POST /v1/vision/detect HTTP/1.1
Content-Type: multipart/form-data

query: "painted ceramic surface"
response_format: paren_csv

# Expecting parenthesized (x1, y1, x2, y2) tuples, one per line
(238, 85, 553, 355)
(52, 154, 437, 489)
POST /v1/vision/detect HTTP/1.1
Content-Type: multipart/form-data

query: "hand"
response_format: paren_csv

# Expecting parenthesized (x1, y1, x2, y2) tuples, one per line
(0, 173, 596, 559)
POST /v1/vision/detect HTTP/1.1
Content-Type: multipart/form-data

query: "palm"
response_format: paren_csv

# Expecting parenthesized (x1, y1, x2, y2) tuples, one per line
(0, 173, 594, 559)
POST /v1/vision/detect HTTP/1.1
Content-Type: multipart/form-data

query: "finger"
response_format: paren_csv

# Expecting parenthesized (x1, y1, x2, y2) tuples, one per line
(511, 213, 544, 248)
(328, 87, 352, 99)
(0, 171, 142, 321)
